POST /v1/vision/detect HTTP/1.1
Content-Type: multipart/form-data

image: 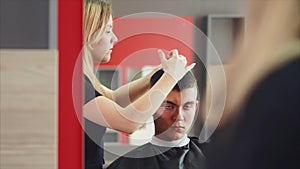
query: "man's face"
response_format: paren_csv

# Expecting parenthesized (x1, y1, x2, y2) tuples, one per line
(154, 87, 198, 141)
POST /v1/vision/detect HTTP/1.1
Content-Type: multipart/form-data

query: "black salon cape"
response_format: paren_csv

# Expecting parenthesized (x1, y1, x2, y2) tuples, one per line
(106, 137, 206, 169)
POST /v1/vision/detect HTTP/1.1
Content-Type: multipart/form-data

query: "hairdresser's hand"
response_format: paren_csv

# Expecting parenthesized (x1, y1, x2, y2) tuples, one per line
(158, 49, 196, 81)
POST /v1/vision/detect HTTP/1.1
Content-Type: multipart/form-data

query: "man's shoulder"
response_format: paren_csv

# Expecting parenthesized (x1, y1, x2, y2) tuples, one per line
(106, 143, 157, 169)
(188, 136, 204, 147)
(188, 136, 209, 157)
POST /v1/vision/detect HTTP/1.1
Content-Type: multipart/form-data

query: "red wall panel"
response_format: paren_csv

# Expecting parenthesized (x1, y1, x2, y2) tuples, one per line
(58, 0, 83, 169)
(99, 16, 194, 85)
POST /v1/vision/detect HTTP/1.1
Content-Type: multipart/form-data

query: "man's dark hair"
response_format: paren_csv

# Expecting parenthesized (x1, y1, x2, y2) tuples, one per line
(150, 69, 197, 91)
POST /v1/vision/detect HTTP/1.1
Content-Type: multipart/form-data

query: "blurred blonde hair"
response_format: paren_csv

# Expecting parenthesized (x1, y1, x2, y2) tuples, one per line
(83, 0, 112, 95)
(226, 0, 300, 114)
(207, 0, 300, 127)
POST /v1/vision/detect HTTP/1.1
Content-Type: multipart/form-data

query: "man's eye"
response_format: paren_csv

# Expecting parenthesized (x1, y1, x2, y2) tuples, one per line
(160, 104, 174, 110)
(183, 104, 193, 110)
(164, 105, 174, 109)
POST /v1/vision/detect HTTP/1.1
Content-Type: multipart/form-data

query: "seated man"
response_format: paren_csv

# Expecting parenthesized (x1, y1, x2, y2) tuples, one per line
(107, 69, 206, 169)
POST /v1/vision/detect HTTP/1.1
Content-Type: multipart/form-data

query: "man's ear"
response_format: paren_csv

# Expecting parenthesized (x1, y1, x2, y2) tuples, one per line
(195, 100, 199, 109)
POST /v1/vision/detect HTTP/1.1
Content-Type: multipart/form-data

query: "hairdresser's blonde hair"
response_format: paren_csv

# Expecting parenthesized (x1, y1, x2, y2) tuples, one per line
(83, 0, 112, 95)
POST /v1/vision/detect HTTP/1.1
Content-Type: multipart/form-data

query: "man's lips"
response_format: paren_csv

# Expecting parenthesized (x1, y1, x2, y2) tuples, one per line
(171, 126, 185, 130)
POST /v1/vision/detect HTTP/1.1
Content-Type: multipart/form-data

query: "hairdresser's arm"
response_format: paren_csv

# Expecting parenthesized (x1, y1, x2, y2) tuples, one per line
(83, 73, 176, 134)
(112, 67, 159, 107)
(96, 68, 158, 107)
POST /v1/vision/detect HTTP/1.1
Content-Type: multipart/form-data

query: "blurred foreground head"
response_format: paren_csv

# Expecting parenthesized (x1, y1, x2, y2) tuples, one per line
(205, 0, 300, 127)
(204, 1, 300, 168)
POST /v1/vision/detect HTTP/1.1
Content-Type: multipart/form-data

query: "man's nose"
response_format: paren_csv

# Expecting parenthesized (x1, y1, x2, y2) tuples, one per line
(173, 108, 184, 121)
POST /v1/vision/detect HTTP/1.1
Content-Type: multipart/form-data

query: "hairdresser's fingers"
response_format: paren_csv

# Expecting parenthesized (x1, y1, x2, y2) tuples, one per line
(186, 63, 196, 72)
(168, 49, 179, 58)
(158, 49, 167, 62)
(179, 55, 187, 66)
